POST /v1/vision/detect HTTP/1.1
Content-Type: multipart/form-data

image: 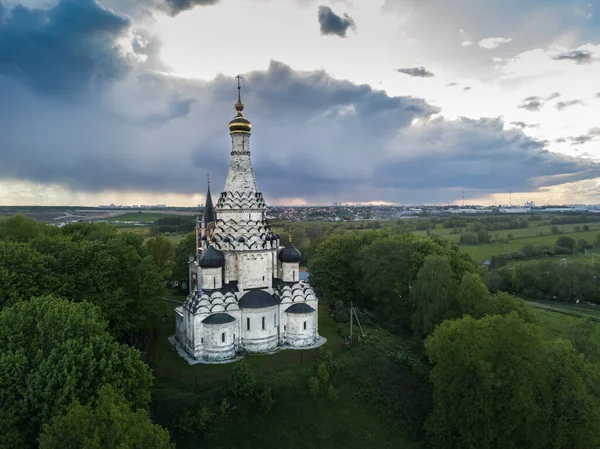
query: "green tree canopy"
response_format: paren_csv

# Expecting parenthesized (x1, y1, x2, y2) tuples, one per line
(172, 231, 196, 282)
(456, 272, 489, 316)
(145, 235, 174, 279)
(410, 255, 457, 338)
(0, 296, 153, 445)
(425, 313, 547, 449)
(38, 385, 173, 449)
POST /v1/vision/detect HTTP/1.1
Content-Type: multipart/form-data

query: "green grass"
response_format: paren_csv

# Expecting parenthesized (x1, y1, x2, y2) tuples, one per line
(529, 300, 600, 320)
(149, 296, 427, 449)
(106, 212, 172, 222)
(458, 229, 600, 262)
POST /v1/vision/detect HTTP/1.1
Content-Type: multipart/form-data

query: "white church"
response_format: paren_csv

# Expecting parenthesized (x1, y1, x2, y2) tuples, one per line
(174, 81, 321, 362)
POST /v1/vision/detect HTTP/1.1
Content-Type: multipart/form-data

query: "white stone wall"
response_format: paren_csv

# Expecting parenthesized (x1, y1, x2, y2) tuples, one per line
(284, 311, 317, 347)
(223, 134, 258, 195)
(238, 252, 272, 290)
(201, 267, 222, 290)
(240, 306, 279, 352)
(203, 321, 236, 361)
(175, 307, 184, 342)
(281, 262, 300, 283)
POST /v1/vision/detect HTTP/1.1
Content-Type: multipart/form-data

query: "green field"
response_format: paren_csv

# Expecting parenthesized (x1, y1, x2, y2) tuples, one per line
(106, 212, 173, 222)
(412, 221, 600, 263)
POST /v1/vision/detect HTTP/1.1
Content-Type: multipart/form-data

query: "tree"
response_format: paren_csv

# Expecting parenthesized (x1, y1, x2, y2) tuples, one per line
(479, 292, 534, 322)
(317, 362, 330, 383)
(541, 339, 600, 448)
(38, 385, 173, 449)
(410, 255, 457, 338)
(259, 386, 275, 415)
(172, 231, 196, 282)
(556, 235, 576, 253)
(551, 226, 560, 235)
(145, 236, 174, 279)
(230, 360, 258, 398)
(425, 313, 547, 448)
(0, 215, 51, 242)
(308, 232, 382, 304)
(456, 272, 489, 316)
(0, 296, 153, 445)
(568, 317, 600, 362)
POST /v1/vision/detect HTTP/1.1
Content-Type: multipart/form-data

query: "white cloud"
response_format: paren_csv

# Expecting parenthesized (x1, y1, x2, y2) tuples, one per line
(478, 37, 513, 49)
(461, 40, 474, 46)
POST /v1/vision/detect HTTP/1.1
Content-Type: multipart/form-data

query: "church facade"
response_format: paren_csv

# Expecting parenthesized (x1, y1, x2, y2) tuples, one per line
(174, 82, 320, 362)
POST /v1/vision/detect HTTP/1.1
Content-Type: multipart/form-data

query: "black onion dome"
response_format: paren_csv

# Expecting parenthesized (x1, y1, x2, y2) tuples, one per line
(285, 303, 315, 314)
(238, 290, 278, 309)
(223, 237, 231, 243)
(279, 242, 302, 263)
(238, 236, 245, 242)
(199, 245, 225, 268)
(202, 313, 235, 324)
(201, 235, 207, 241)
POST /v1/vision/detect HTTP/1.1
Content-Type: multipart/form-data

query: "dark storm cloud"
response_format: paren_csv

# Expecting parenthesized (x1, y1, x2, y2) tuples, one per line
(396, 67, 434, 78)
(161, 0, 219, 16)
(0, 0, 132, 96)
(375, 116, 600, 193)
(318, 6, 355, 38)
(556, 99, 584, 110)
(567, 128, 600, 146)
(553, 50, 593, 64)
(446, 82, 457, 87)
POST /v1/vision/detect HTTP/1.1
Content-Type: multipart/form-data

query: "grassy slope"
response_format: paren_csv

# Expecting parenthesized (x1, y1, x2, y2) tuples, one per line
(150, 296, 426, 448)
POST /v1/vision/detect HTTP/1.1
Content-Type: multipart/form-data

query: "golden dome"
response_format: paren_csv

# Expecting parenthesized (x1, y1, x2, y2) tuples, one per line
(228, 77, 252, 133)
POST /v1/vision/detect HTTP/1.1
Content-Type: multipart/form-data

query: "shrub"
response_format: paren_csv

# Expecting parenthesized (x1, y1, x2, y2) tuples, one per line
(230, 360, 258, 398)
(308, 376, 320, 398)
(317, 362, 330, 384)
(327, 385, 339, 401)
(218, 398, 235, 419)
(259, 386, 275, 415)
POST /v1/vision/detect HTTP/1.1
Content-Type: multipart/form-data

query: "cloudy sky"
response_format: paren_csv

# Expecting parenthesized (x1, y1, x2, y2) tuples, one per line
(1, 0, 600, 206)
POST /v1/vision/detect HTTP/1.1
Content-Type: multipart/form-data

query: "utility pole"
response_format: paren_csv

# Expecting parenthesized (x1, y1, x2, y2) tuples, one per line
(349, 300, 353, 344)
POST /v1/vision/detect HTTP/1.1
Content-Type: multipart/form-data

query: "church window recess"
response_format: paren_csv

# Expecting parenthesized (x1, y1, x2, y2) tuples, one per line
(262, 317, 265, 330)
(221, 333, 225, 343)
(247, 318, 250, 331)
(274, 314, 276, 328)
(303, 321, 307, 330)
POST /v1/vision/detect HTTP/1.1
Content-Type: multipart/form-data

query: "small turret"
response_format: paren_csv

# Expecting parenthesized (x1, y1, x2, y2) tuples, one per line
(200, 245, 225, 290)
(279, 228, 301, 282)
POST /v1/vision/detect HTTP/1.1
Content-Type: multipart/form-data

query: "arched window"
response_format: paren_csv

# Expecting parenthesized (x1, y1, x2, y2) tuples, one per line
(221, 332, 225, 343)
(247, 318, 250, 331)
(293, 270, 296, 281)
(262, 316, 265, 330)
(303, 321, 307, 330)
(274, 314, 276, 327)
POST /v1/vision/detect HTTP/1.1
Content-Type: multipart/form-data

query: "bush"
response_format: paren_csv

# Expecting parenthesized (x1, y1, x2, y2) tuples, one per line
(459, 232, 479, 245)
(317, 362, 330, 384)
(327, 385, 340, 401)
(583, 225, 590, 231)
(308, 376, 320, 398)
(230, 361, 258, 398)
(259, 386, 275, 415)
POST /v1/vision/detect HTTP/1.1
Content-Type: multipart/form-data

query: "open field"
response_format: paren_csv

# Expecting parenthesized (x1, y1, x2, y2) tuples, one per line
(105, 212, 173, 222)
(528, 300, 600, 320)
(532, 306, 600, 341)
(457, 229, 600, 262)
